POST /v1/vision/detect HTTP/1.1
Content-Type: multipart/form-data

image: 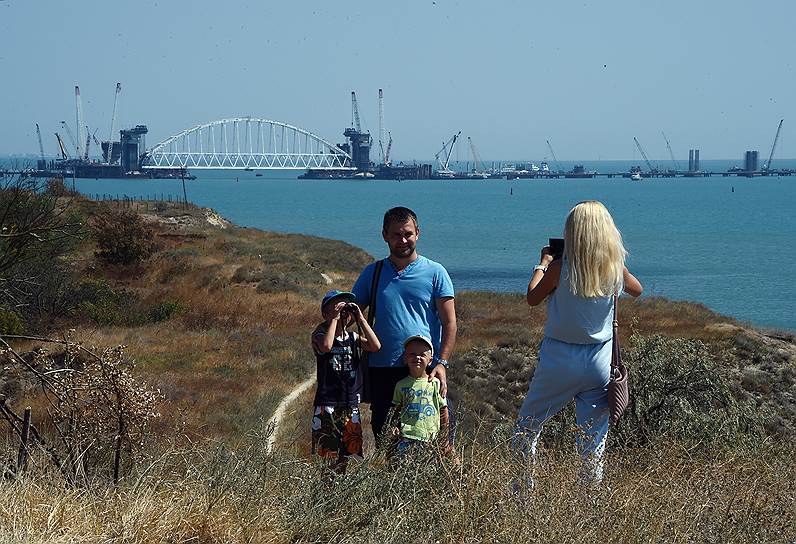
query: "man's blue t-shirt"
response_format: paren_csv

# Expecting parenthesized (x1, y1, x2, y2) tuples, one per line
(352, 256, 454, 368)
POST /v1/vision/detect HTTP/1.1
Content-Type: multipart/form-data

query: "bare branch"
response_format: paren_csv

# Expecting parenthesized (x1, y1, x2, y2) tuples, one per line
(0, 223, 83, 239)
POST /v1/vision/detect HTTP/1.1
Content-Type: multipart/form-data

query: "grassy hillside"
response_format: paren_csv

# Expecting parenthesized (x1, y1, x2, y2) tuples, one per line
(1, 195, 794, 543)
(1, 195, 370, 438)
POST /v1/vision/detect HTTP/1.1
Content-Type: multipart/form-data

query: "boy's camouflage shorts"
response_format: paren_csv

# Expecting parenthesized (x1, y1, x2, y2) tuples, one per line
(311, 405, 363, 460)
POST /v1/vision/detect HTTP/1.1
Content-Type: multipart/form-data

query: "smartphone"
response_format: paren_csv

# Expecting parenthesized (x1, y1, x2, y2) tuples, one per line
(549, 238, 565, 259)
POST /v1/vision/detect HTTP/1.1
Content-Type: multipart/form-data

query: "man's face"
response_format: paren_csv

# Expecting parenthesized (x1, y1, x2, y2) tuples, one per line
(382, 218, 419, 259)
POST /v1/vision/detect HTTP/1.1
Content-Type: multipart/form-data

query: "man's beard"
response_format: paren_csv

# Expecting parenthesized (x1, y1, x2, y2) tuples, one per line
(390, 244, 414, 258)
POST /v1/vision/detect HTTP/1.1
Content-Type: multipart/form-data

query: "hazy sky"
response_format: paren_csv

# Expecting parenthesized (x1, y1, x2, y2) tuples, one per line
(1, 0, 793, 161)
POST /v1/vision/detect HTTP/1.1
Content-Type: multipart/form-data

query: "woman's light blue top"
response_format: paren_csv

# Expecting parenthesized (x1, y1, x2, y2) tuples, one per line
(544, 257, 614, 344)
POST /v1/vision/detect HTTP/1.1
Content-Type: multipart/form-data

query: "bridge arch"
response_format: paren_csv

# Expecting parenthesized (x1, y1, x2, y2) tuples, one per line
(141, 117, 353, 170)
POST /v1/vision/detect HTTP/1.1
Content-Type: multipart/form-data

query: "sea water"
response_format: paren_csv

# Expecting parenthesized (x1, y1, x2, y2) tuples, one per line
(63, 167, 796, 332)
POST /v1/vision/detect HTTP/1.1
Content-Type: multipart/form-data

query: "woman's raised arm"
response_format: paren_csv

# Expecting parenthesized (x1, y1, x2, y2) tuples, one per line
(527, 259, 561, 306)
(623, 267, 643, 297)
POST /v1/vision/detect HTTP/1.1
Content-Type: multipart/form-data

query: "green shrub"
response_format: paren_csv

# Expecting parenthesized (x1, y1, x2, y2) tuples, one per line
(73, 279, 132, 326)
(92, 208, 158, 265)
(231, 264, 260, 283)
(146, 300, 183, 323)
(157, 257, 194, 284)
(77, 301, 122, 326)
(0, 308, 25, 335)
(450, 334, 767, 452)
(613, 334, 765, 448)
(0, 175, 85, 324)
(74, 282, 181, 327)
(255, 267, 322, 296)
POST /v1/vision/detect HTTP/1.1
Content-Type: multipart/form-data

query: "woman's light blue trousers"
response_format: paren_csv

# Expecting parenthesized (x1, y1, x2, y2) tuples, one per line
(513, 336, 612, 483)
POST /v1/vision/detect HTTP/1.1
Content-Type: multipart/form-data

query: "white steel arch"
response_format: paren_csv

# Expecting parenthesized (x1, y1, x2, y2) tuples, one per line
(141, 117, 353, 170)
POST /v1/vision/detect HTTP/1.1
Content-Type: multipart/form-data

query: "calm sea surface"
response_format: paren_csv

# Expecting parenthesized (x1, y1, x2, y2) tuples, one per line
(19, 158, 794, 331)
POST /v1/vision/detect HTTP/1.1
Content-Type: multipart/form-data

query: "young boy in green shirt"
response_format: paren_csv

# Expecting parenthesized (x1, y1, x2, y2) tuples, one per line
(390, 335, 450, 455)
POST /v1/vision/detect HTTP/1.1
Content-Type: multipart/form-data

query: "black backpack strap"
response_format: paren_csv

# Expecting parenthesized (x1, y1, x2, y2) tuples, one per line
(348, 329, 360, 365)
(367, 259, 385, 326)
(359, 259, 384, 404)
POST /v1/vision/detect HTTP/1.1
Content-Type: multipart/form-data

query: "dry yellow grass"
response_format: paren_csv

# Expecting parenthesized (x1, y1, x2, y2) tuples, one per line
(1, 432, 792, 543)
(3, 200, 795, 543)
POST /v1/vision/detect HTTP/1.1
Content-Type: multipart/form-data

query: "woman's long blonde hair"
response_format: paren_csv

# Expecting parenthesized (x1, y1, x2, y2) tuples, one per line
(563, 200, 626, 298)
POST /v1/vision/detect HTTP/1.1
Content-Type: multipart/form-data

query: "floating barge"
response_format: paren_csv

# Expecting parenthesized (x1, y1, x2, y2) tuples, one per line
(20, 123, 194, 180)
(299, 163, 433, 180)
(21, 159, 194, 180)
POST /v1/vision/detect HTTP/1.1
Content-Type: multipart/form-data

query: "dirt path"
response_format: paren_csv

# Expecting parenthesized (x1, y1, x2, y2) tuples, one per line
(266, 374, 316, 453)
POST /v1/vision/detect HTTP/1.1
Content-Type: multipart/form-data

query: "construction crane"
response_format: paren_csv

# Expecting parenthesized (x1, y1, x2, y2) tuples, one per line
(661, 131, 680, 172)
(546, 139, 562, 172)
(82, 126, 102, 160)
(763, 119, 784, 172)
(384, 131, 393, 165)
(61, 121, 78, 154)
(378, 88, 387, 164)
(54, 133, 69, 160)
(633, 137, 656, 173)
(83, 126, 92, 160)
(75, 86, 86, 158)
(434, 131, 461, 175)
(468, 136, 486, 174)
(107, 83, 121, 164)
(351, 91, 362, 132)
(35, 123, 46, 162)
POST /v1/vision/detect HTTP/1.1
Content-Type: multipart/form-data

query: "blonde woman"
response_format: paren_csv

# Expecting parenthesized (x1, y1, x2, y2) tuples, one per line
(514, 201, 643, 485)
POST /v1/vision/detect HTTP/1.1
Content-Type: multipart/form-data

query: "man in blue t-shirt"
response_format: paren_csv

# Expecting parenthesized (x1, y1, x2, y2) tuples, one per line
(351, 206, 457, 440)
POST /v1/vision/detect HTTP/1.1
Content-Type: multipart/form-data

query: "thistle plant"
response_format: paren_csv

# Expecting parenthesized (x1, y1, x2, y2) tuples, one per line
(1, 333, 162, 482)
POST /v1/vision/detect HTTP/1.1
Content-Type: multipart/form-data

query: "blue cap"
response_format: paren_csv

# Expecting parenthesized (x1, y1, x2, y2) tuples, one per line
(321, 290, 357, 312)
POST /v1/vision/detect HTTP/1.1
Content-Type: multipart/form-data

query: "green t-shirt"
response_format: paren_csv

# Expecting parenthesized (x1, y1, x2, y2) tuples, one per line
(392, 375, 447, 442)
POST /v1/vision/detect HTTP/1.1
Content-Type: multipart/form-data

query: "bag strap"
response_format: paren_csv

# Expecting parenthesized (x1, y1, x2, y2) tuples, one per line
(366, 259, 385, 327)
(348, 329, 360, 364)
(357, 260, 383, 405)
(611, 293, 621, 370)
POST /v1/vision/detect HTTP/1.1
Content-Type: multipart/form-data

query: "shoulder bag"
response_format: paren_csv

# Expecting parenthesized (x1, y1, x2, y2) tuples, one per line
(607, 293, 629, 425)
